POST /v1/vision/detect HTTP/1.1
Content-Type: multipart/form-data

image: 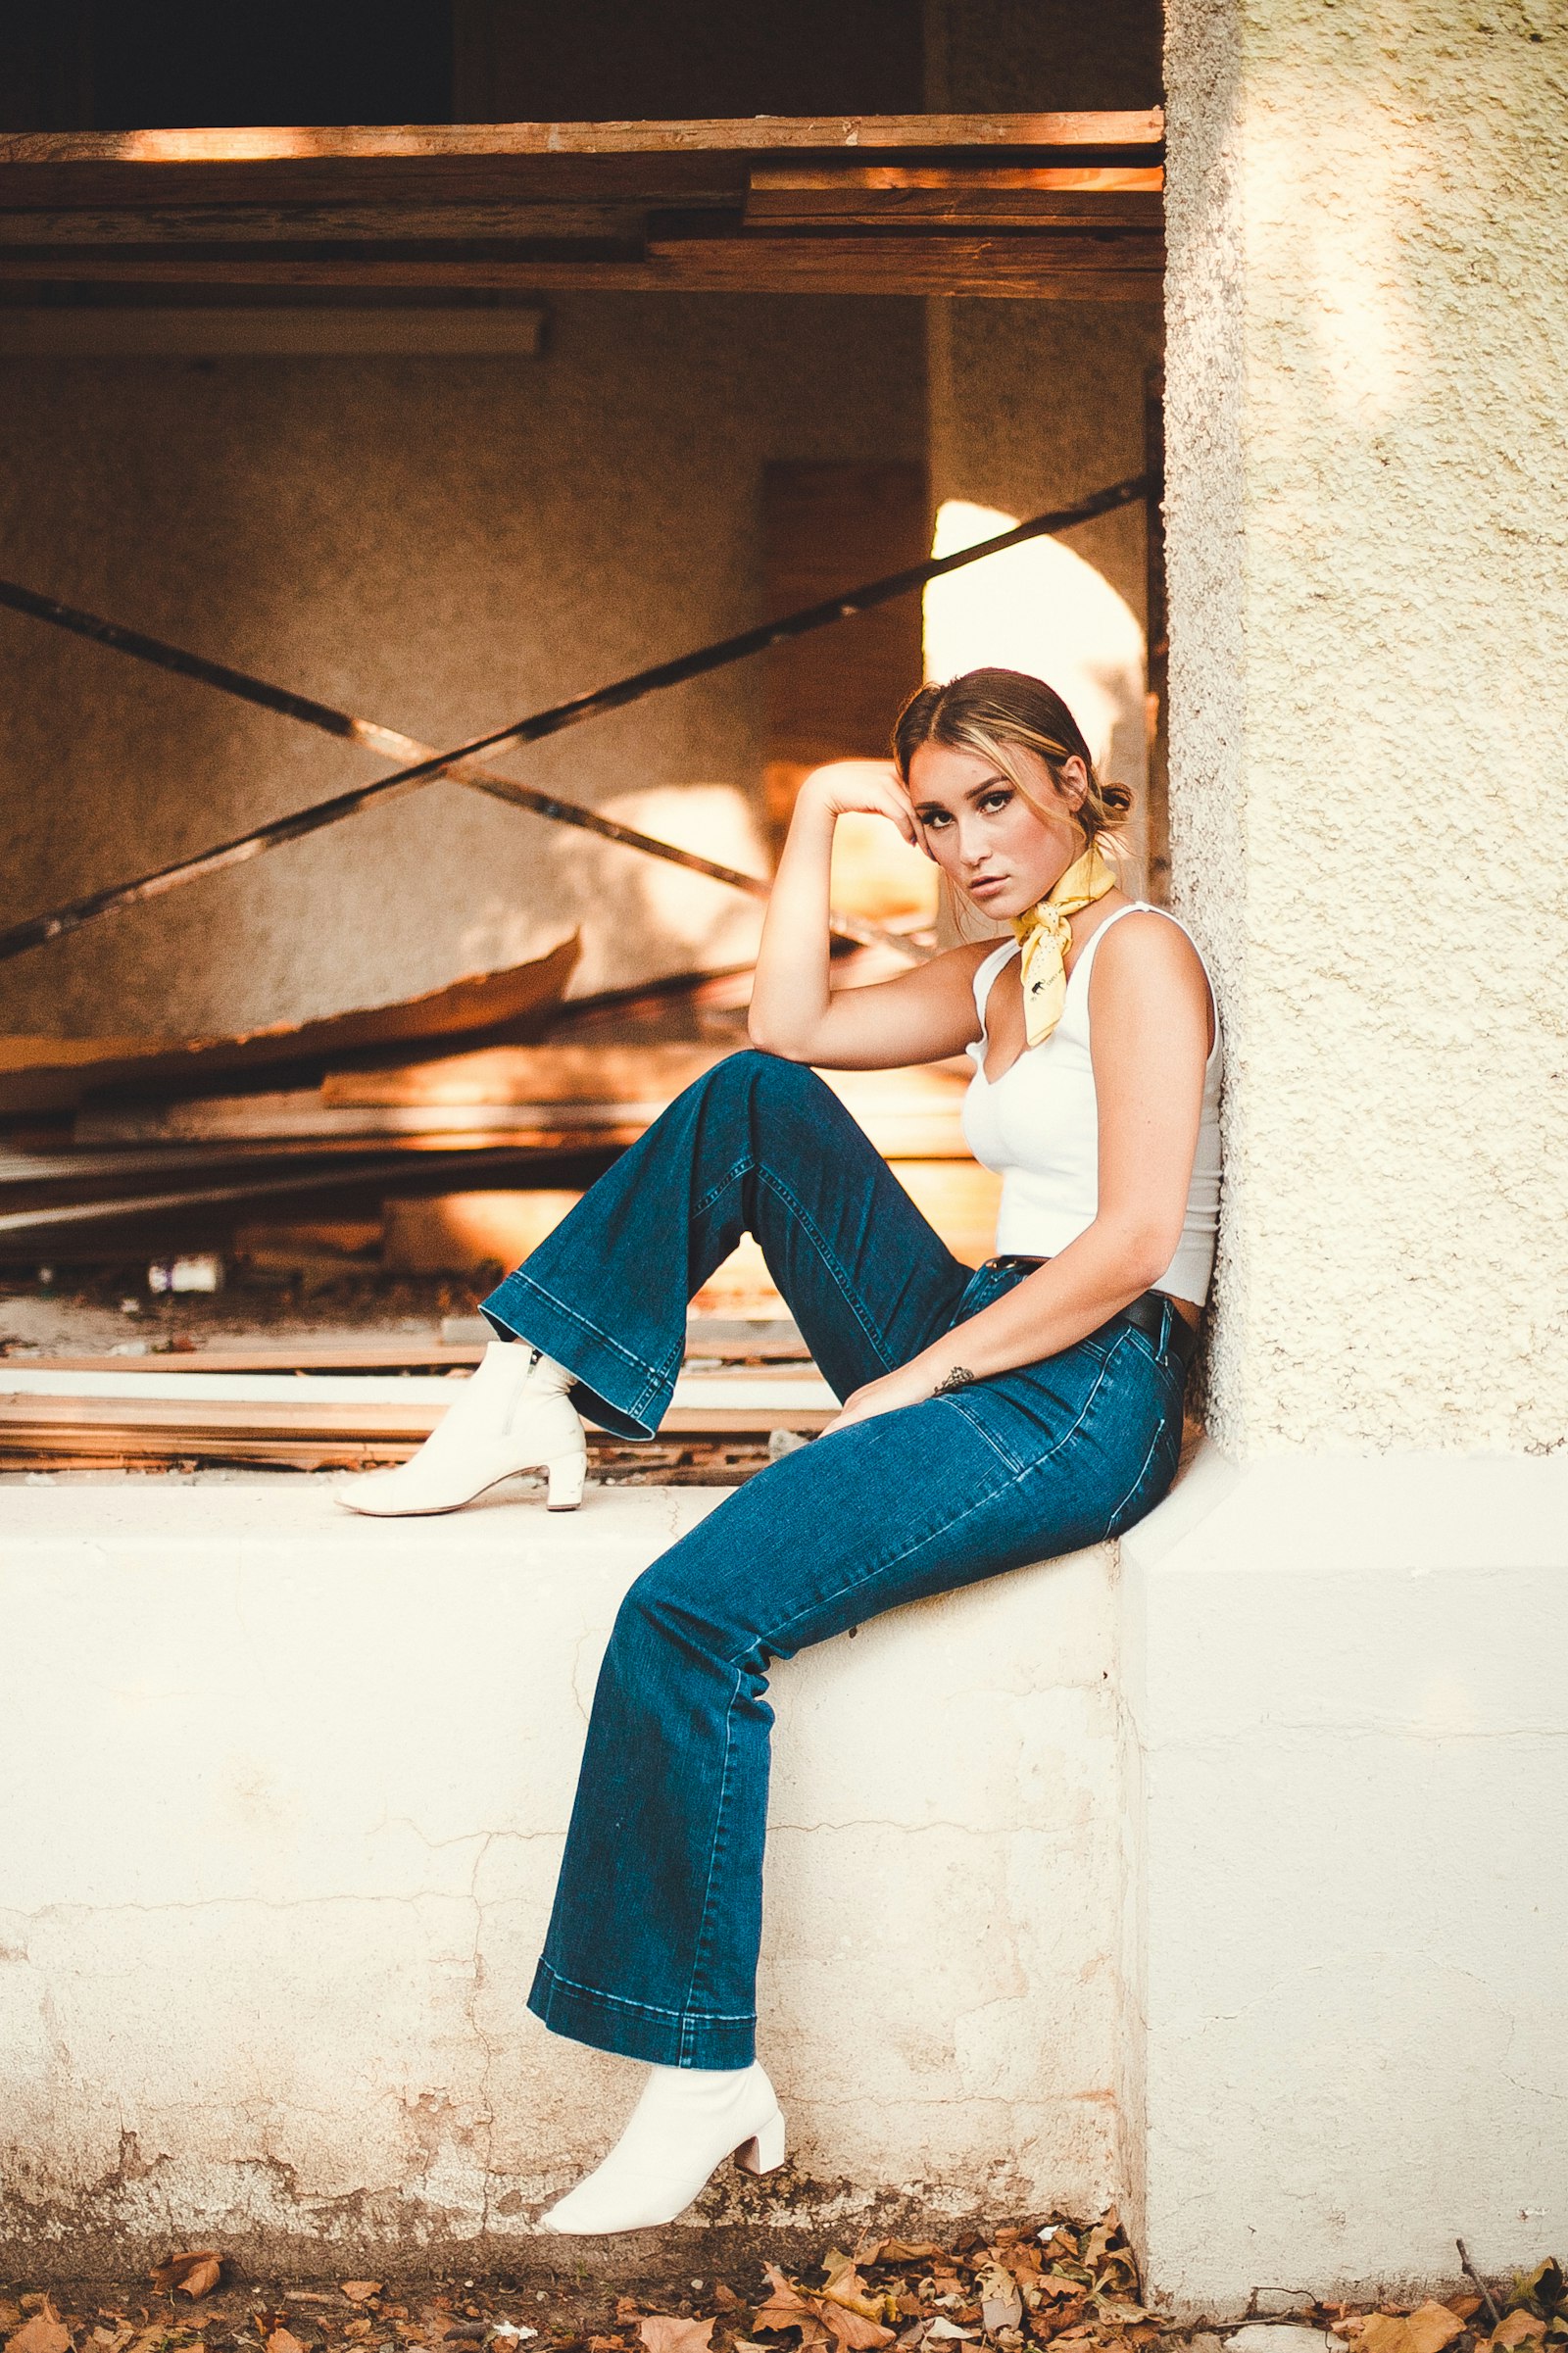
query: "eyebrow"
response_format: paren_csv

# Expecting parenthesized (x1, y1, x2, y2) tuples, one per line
(912, 771, 1012, 809)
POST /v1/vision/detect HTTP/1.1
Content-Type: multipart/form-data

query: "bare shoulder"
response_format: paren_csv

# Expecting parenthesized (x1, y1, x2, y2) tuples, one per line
(1089, 909, 1213, 1042)
(1092, 907, 1207, 990)
(909, 937, 1000, 997)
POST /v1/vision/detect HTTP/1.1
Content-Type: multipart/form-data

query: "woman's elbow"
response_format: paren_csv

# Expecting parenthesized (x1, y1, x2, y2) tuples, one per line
(1116, 1218, 1184, 1295)
(746, 1009, 810, 1060)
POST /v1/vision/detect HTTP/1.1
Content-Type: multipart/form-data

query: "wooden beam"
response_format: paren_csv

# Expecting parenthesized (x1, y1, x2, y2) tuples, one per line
(0, 230, 1164, 297)
(0, 201, 653, 245)
(0, 116, 1163, 300)
(745, 164, 1162, 228)
(0, 114, 1164, 198)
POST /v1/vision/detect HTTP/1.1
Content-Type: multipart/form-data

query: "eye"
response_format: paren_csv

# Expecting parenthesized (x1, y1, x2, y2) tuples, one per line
(917, 807, 953, 829)
(978, 788, 1013, 813)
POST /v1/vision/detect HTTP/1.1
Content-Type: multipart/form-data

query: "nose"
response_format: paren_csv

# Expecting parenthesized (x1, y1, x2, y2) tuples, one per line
(955, 811, 994, 872)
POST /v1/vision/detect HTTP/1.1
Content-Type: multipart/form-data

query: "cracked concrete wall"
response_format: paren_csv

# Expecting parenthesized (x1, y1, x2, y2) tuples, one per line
(1163, 0, 1568, 1451)
(0, 1481, 1124, 2272)
(0, 293, 924, 1041)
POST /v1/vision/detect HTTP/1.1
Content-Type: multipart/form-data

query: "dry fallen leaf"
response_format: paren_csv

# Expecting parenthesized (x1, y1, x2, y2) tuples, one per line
(268, 2328, 310, 2353)
(1343, 2308, 1465, 2353)
(976, 2270, 1024, 2340)
(824, 2314, 895, 2352)
(8, 2306, 74, 2353)
(341, 2290, 383, 2309)
(638, 2323, 714, 2353)
(1492, 2322, 1548, 2352)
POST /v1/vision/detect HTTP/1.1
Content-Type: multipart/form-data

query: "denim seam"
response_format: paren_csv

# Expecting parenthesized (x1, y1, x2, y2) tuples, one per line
(946, 1392, 1030, 1473)
(1106, 1417, 1167, 1531)
(493, 1271, 669, 1422)
(947, 1341, 1121, 1478)
(755, 1164, 904, 1373)
(760, 1452, 1023, 1654)
(534, 1958, 755, 2027)
(702, 1149, 908, 1376)
(684, 1660, 745, 2030)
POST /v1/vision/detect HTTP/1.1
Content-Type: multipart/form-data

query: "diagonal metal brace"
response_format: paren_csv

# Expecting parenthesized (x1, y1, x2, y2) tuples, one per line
(0, 471, 1150, 967)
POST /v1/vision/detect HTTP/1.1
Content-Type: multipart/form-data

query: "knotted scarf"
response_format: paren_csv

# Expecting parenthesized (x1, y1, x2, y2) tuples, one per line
(1011, 838, 1118, 1047)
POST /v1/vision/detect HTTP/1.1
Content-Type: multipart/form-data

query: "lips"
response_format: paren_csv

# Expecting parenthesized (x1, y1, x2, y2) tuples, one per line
(968, 875, 1007, 897)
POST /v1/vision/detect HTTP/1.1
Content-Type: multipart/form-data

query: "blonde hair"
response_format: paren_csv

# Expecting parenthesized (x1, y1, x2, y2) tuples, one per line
(892, 667, 1132, 852)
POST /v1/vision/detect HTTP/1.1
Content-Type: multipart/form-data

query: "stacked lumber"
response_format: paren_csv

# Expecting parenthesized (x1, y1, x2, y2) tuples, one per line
(0, 945, 997, 1283)
(0, 1326, 833, 1474)
(0, 943, 1004, 1463)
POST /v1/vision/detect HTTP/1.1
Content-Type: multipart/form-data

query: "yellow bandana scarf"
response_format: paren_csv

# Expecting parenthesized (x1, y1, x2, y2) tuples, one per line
(1011, 839, 1118, 1047)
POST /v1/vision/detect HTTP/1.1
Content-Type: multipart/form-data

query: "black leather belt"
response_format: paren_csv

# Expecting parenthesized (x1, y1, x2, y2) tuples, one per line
(983, 1255, 1200, 1373)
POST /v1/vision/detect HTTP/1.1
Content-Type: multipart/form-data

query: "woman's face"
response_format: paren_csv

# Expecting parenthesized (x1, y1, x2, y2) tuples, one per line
(905, 739, 1086, 919)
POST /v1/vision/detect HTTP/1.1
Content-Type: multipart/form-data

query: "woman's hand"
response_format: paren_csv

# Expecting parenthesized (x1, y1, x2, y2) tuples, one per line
(797, 760, 925, 852)
(823, 1355, 952, 1436)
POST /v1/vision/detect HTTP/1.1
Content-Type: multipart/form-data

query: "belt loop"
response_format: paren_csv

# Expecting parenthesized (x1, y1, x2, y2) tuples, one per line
(1157, 1296, 1172, 1359)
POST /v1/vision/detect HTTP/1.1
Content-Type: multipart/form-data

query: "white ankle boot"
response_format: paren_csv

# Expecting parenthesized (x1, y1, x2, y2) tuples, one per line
(335, 1343, 587, 1516)
(543, 2059, 784, 2234)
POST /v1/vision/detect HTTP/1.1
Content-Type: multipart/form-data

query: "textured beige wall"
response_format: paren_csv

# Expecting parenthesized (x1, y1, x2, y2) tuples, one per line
(0, 294, 924, 1039)
(1165, 0, 1568, 1451)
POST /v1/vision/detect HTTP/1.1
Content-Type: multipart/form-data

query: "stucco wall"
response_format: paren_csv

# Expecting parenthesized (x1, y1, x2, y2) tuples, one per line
(1164, 0, 1568, 1452)
(0, 294, 924, 1040)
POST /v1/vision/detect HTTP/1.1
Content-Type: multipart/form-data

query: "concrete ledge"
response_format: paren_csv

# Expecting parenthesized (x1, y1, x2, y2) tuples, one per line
(0, 1477, 1122, 2271)
(1119, 1446, 1568, 2315)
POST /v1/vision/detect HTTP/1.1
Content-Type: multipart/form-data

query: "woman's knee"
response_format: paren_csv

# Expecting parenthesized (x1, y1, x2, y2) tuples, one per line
(610, 1557, 752, 1678)
(699, 1047, 828, 1111)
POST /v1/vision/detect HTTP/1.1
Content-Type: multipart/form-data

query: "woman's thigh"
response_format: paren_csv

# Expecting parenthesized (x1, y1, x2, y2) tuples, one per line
(628, 1327, 1181, 1668)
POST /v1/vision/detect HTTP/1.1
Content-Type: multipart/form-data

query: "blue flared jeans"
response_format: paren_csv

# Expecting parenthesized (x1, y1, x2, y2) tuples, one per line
(481, 1050, 1187, 2070)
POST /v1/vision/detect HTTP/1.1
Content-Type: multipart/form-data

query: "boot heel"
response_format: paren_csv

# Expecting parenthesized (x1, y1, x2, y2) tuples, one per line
(734, 2107, 786, 2176)
(546, 1451, 587, 1512)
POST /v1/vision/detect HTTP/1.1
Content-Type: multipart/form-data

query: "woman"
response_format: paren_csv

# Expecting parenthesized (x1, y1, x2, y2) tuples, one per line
(339, 667, 1222, 2236)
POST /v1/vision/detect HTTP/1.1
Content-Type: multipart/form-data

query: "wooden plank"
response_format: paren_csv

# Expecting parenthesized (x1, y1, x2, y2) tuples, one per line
(0, 935, 578, 1116)
(370, 1153, 994, 1279)
(326, 1041, 724, 1106)
(0, 300, 551, 357)
(0, 116, 1166, 209)
(0, 229, 1165, 297)
(0, 1392, 837, 1453)
(325, 1046, 967, 1113)
(0, 201, 651, 245)
(74, 1094, 662, 1146)
(746, 164, 1161, 228)
(14, 1328, 809, 1373)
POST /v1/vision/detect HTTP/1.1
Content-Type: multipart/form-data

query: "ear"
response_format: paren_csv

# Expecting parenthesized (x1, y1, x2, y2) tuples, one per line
(1056, 755, 1090, 810)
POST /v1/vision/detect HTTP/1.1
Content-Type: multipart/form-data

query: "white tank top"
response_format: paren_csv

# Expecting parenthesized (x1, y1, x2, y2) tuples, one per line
(959, 902, 1224, 1305)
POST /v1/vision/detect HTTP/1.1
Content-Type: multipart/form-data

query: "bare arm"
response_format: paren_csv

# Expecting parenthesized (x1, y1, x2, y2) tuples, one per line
(827, 911, 1212, 1427)
(748, 766, 985, 1070)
